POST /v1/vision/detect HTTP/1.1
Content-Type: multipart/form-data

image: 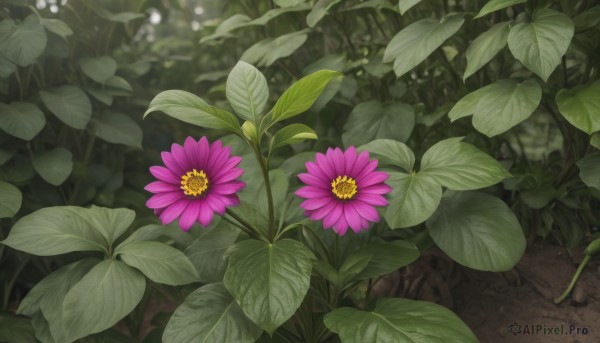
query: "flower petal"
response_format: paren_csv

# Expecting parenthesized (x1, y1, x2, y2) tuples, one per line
(171, 143, 191, 172)
(300, 197, 332, 211)
(208, 146, 231, 172)
(212, 156, 242, 180)
(308, 200, 337, 221)
(212, 180, 245, 195)
(306, 161, 330, 183)
(150, 166, 180, 184)
(179, 200, 201, 231)
(213, 168, 244, 184)
(356, 193, 389, 206)
(331, 147, 345, 176)
(220, 194, 240, 207)
(295, 186, 330, 198)
(322, 202, 343, 228)
(344, 146, 357, 175)
(353, 200, 380, 222)
(315, 152, 336, 179)
(197, 136, 210, 168)
(350, 151, 370, 177)
(298, 173, 328, 188)
(344, 202, 362, 233)
(356, 160, 378, 181)
(146, 191, 182, 209)
(360, 184, 393, 195)
(206, 193, 227, 215)
(333, 215, 349, 236)
(159, 199, 188, 224)
(357, 171, 389, 188)
(161, 151, 185, 176)
(144, 181, 180, 193)
(184, 136, 199, 169)
(198, 201, 215, 227)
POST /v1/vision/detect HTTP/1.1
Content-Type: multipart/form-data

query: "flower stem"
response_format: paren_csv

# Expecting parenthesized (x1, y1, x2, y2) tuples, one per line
(254, 148, 276, 242)
(554, 254, 591, 304)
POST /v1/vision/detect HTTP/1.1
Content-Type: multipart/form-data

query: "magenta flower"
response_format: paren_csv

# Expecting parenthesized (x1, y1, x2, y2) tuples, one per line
(145, 137, 245, 231)
(296, 147, 392, 236)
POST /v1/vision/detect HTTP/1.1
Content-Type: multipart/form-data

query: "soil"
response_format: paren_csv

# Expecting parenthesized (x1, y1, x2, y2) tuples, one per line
(373, 242, 600, 343)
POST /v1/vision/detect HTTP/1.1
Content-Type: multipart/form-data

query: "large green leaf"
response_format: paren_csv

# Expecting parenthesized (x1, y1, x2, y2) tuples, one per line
(0, 102, 46, 141)
(385, 172, 442, 228)
(226, 61, 269, 123)
(555, 80, 600, 134)
(591, 132, 600, 150)
(324, 298, 478, 343)
(463, 21, 510, 80)
(0, 314, 36, 343)
(474, 0, 526, 18)
(1, 206, 108, 255)
(223, 239, 314, 334)
(0, 181, 21, 218)
(163, 283, 262, 343)
(448, 79, 542, 137)
(62, 260, 145, 342)
(40, 86, 92, 130)
(185, 224, 240, 283)
(80, 56, 117, 84)
(357, 139, 415, 172)
(427, 191, 525, 271)
(342, 101, 414, 147)
(306, 0, 341, 27)
(354, 240, 420, 280)
(0, 15, 47, 66)
(95, 111, 143, 149)
(116, 241, 199, 286)
(41, 18, 73, 38)
(270, 123, 317, 152)
(83, 206, 135, 247)
(398, 0, 421, 15)
(144, 90, 241, 134)
(241, 30, 309, 67)
(383, 14, 464, 78)
(507, 9, 574, 81)
(420, 137, 510, 190)
(577, 152, 600, 191)
(32, 148, 73, 186)
(271, 70, 342, 123)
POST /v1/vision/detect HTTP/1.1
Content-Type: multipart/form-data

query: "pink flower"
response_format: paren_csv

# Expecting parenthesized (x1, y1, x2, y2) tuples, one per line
(296, 147, 392, 236)
(145, 137, 245, 231)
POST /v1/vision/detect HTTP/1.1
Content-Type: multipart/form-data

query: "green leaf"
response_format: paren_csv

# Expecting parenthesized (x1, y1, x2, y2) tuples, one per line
(573, 6, 600, 30)
(0, 101, 46, 141)
(354, 240, 420, 280)
(463, 21, 510, 80)
(226, 61, 269, 123)
(591, 132, 600, 150)
(95, 111, 143, 149)
(474, 0, 526, 18)
(32, 148, 73, 186)
(270, 123, 317, 152)
(62, 260, 145, 342)
(0, 181, 21, 218)
(200, 14, 253, 43)
(271, 70, 342, 123)
(427, 191, 525, 271)
(0, 314, 36, 343)
(420, 137, 511, 190)
(507, 9, 574, 81)
(84, 206, 135, 247)
(163, 283, 262, 343)
(577, 152, 600, 191)
(555, 80, 600, 134)
(251, 3, 311, 25)
(80, 56, 117, 83)
(448, 79, 542, 137)
(385, 172, 442, 228)
(241, 30, 309, 67)
(223, 239, 314, 334)
(520, 184, 556, 209)
(39, 85, 92, 130)
(0, 57, 15, 78)
(357, 139, 415, 172)
(342, 101, 414, 147)
(105, 76, 133, 91)
(398, 0, 421, 15)
(41, 18, 73, 38)
(1, 206, 108, 255)
(185, 224, 240, 283)
(144, 90, 241, 134)
(324, 298, 477, 343)
(383, 14, 464, 78)
(116, 241, 199, 285)
(274, 0, 305, 8)
(306, 0, 342, 28)
(0, 15, 47, 66)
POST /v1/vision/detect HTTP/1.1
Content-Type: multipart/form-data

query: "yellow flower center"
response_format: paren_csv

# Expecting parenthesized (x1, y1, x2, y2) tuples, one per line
(331, 175, 357, 200)
(181, 169, 209, 197)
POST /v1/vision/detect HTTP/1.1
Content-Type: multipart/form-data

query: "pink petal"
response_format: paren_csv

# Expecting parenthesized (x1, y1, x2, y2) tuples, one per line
(360, 218, 370, 230)
(308, 200, 336, 221)
(213, 168, 244, 184)
(197, 137, 210, 168)
(315, 152, 335, 179)
(306, 161, 330, 183)
(357, 171, 389, 188)
(295, 186, 331, 198)
(212, 156, 242, 179)
(333, 215, 349, 236)
(322, 202, 343, 228)
(350, 151, 370, 177)
(208, 146, 231, 172)
(344, 147, 358, 175)
(330, 147, 345, 176)
(184, 137, 199, 169)
(360, 184, 393, 195)
(356, 160, 378, 180)
(150, 166, 180, 184)
(344, 203, 362, 233)
(300, 197, 332, 211)
(356, 194, 389, 206)
(198, 201, 214, 227)
(144, 181, 180, 193)
(171, 143, 191, 172)
(212, 181, 245, 195)
(161, 152, 185, 176)
(146, 191, 183, 209)
(298, 173, 328, 188)
(159, 199, 188, 225)
(179, 200, 201, 231)
(220, 194, 240, 207)
(206, 193, 227, 215)
(353, 200, 380, 222)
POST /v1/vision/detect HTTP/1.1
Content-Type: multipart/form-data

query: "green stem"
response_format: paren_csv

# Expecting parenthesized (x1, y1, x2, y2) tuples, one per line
(253, 148, 275, 242)
(69, 125, 96, 205)
(554, 254, 592, 304)
(3, 256, 31, 310)
(224, 209, 268, 242)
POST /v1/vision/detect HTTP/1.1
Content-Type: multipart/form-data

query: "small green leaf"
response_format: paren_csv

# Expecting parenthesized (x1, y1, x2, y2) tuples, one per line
(270, 123, 317, 152)
(427, 191, 525, 271)
(577, 152, 600, 191)
(354, 240, 420, 280)
(117, 241, 199, 285)
(591, 132, 600, 150)
(385, 172, 442, 228)
(474, 0, 526, 19)
(342, 101, 414, 147)
(251, 3, 311, 25)
(226, 61, 269, 123)
(0, 181, 21, 218)
(420, 137, 511, 190)
(84, 206, 135, 247)
(0, 15, 47, 66)
(507, 9, 574, 81)
(41, 18, 73, 38)
(163, 283, 262, 343)
(449, 79, 542, 137)
(241, 121, 259, 143)
(0, 102, 46, 141)
(185, 225, 240, 283)
(324, 298, 478, 343)
(241, 30, 309, 67)
(62, 260, 145, 342)
(271, 70, 342, 123)
(384, 14, 464, 78)
(32, 148, 73, 186)
(95, 111, 143, 149)
(144, 90, 241, 134)
(357, 139, 415, 172)
(398, 0, 421, 14)
(573, 6, 600, 30)
(40, 85, 92, 130)
(200, 14, 253, 43)
(555, 80, 600, 135)
(306, 0, 342, 27)
(223, 239, 314, 334)
(80, 56, 117, 83)
(463, 21, 510, 80)
(274, 0, 305, 7)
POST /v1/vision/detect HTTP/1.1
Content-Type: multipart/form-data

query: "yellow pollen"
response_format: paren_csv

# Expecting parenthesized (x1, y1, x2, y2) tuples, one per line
(181, 169, 209, 197)
(331, 175, 358, 200)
